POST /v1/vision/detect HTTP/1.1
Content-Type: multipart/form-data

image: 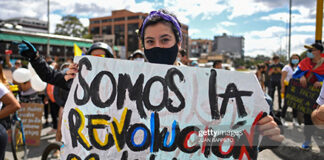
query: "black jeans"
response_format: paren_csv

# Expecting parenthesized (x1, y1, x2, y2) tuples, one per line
(0, 124, 7, 160)
(281, 86, 298, 118)
(268, 80, 282, 109)
(49, 101, 60, 129)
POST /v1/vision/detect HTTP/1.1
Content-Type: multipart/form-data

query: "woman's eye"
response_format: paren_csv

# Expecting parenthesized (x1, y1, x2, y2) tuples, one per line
(162, 38, 170, 43)
(146, 40, 154, 44)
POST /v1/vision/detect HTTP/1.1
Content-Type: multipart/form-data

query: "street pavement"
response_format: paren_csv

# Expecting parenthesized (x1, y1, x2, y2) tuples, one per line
(3, 69, 324, 160)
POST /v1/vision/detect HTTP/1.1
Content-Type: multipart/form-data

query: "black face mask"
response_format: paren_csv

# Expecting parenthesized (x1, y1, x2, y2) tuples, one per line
(144, 43, 178, 65)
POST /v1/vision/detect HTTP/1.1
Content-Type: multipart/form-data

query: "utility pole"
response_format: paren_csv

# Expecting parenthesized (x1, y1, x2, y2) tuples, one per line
(288, 0, 292, 59)
(315, 0, 323, 43)
(47, 0, 50, 56)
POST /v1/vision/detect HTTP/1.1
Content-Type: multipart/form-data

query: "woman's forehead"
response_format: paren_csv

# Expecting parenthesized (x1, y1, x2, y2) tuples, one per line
(144, 22, 174, 38)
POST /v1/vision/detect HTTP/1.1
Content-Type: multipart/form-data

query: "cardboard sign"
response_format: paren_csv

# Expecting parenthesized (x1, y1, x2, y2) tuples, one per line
(61, 56, 269, 160)
(285, 79, 320, 114)
(17, 103, 43, 146)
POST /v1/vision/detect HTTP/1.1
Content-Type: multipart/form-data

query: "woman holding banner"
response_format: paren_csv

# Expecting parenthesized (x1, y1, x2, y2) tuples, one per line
(17, 9, 283, 157)
(280, 54, 301, 126)
(293, 43, 324, 149)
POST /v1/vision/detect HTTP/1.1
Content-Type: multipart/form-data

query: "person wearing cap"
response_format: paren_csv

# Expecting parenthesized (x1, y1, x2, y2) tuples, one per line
(132, 49, 145, 62)
(292, 42, 324, 149)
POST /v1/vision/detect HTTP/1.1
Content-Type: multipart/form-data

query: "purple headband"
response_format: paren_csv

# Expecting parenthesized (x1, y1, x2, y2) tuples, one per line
(141, 10, 182, 41)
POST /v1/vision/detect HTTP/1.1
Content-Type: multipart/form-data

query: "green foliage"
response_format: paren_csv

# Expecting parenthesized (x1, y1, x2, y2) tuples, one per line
(55, 15, 88, 38)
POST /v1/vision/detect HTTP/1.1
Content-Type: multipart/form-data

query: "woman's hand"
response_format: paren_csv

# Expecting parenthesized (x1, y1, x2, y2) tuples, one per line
(258, 115, 284, 142)
(64, 63, 78, 81)
(314, 81, 322, 88)
(299, 76, 307, 88)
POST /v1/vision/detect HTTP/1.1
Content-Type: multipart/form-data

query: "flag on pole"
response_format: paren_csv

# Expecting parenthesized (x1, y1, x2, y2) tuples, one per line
(74, 43, 83, 56)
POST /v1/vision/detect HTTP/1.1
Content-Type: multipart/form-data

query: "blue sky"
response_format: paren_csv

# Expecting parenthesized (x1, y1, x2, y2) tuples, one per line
(0, 0, 321, 57)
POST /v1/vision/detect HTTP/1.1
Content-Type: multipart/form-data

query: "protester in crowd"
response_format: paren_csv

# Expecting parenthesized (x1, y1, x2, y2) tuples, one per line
(280, 54, 301, 126)
(13, 68, 42, 103)
(190, 60, 199, 67)
(264, 60, 271, 92)
(256, 63, 266, 91)
(132, 49, 145, 62)
(5, 52, 22, 73)
(137, 9, 283, 147)
(45, 80, 60, 135)
(177, 49, 190, 65)
(0, 65, 8, 88)
(213, 60, 222, 69)
(0, 81, 21, 160)
(18, 9, 283, 156)
(268, 55, 284, 111)
(53, 62, 70, 141)
(293, 43, 324, 149)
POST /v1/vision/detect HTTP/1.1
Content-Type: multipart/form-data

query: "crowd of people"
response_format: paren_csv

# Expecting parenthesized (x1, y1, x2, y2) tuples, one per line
(255, 43, 324, 150)
(0, 8, 324, 159)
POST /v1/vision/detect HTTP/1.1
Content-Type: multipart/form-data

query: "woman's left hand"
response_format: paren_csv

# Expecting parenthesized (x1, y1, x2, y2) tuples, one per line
(314, 81, 322, 88)
(258, 115, 284, 142)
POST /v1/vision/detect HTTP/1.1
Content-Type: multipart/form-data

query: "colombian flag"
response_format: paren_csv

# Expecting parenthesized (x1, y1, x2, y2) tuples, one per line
(74, 43, 84, 56)
(293, 57, 324, 82)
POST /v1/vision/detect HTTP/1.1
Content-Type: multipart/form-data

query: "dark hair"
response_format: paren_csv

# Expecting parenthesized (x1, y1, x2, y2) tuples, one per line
(257, 63, 265, 70)
(138, 9, 182, 46)
(289, 53, 301, 66)
(179, 49, 186, 57)
(213, 60, 222, 67)
(272, 55, 280, 60)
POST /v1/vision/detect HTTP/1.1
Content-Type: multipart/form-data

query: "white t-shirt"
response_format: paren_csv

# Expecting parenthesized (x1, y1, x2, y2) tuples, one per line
(282, 65, 295, 82)
(317, 83, 324, 105)
(0, 83, 9, 110)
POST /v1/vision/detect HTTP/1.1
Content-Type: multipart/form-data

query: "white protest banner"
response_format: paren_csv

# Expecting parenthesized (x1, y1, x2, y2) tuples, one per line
(61, 56, 269, 160)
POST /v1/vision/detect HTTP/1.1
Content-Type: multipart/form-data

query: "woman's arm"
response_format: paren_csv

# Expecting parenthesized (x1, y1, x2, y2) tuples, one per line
(281, 71, 288, 94)
(0, 92, 20, 119)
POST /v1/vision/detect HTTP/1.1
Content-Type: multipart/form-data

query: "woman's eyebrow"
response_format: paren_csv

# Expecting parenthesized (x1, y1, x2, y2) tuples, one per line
(160, 34, 172, 38)
(144, 36, 154, 40)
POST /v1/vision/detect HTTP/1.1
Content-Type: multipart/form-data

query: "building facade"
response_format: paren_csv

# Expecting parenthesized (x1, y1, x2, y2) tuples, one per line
(2, 17, 48, 33)
(212, 33, 244, 59)
(189, 39, 213, 58)
(89, 9, 189, 59)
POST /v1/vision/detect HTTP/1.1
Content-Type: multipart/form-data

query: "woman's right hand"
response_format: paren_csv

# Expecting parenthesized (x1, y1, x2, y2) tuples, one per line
(64, 63, 78, 81)
(300, 76, 307, 88)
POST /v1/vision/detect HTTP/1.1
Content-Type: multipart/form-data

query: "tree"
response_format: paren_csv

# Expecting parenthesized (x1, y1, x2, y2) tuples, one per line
(55, 15, 86, 38)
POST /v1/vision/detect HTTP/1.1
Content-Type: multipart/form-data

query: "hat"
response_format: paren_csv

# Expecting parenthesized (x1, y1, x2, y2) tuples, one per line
(132, 49, 145, 57)
(304, 43, 324, 52)
(12, 68, 32, 83)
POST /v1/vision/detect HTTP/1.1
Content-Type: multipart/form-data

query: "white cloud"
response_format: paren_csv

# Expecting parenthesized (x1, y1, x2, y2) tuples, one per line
(292, 25, 315, 32)
(49, 14, 62, 33)
(220, 21, 236, 27)
(260, 12, 315, 24)
(80, 18, 90, 27)
(244, 26, 288, 57)
(211, 26, 230, 35)
(244, 25, 314, 57)
(164, 0, 227, 24)
(227, 0, 272, 19)
(189, 28, 201, 37)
